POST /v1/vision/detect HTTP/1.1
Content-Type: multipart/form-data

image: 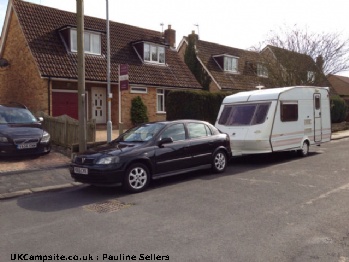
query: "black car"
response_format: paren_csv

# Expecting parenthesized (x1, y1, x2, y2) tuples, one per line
(0, 103, 51, 156)
(70, 120, 231, 193)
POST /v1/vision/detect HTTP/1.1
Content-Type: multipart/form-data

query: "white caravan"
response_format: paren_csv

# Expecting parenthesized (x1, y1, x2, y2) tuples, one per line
(215, 86, 331, 157)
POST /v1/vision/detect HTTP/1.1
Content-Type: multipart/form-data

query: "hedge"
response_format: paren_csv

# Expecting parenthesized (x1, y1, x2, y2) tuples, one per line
(166, 90, 233, 124)
(330, 95, 348, 123)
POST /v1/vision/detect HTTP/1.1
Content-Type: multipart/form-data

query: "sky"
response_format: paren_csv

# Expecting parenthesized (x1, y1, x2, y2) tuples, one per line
(1, 0, 349, 76)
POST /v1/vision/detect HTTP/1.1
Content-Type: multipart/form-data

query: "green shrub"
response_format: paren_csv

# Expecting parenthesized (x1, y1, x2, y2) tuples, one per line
(130, 96, 149, 126)
(330, 95, 348, 123)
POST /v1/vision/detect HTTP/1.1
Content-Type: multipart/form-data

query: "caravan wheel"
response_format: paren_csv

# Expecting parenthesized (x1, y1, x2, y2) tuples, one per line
(298, 141, 309, 157)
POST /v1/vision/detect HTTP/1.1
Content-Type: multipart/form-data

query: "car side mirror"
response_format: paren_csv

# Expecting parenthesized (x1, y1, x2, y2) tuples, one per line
(158, 137, 173, 147)
(37, 117, 44, 122)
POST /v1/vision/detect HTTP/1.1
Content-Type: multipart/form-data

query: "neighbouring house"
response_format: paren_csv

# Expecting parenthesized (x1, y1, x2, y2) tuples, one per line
(260, 45, 328, 88)
(178, 32, 271, 92)
(0, 0, 202, 129)
(327, 74, 349, 120)
(177, 32, 328, 93)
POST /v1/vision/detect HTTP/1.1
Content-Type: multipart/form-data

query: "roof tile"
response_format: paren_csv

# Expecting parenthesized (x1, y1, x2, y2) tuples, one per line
(12, 0, 201, 89)
(194, 39, 271, 90)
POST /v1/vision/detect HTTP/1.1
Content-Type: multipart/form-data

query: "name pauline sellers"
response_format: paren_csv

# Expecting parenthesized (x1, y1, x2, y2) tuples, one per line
(11, 253, 170, 261)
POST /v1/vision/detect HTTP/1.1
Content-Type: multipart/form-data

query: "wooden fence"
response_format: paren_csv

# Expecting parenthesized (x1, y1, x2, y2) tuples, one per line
(36, 112, 96, 147)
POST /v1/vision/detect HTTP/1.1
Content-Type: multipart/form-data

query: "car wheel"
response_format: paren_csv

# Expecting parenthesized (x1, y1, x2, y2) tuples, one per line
(212, 150, 227, 173)
(123, 163, 150, 193)
(297, 141, 309, 157)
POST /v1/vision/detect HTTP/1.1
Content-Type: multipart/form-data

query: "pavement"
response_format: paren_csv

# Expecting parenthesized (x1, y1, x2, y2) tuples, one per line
(1, 129, 349, 200)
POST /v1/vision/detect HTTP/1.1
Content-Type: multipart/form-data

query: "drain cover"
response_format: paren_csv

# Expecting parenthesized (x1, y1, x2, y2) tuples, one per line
(83, 199, 132, 213)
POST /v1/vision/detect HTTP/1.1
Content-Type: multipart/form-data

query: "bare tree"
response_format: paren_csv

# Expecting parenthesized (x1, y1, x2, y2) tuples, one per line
(261, 25, 349, 75)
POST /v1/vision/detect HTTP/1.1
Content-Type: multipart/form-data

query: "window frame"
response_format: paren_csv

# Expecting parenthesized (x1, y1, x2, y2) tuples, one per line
(307, 71, 315, 83)
(257, 63, 268, 77)
(224, 56, 239, 73)
(130, 86, 148, 94)
(143, 43, 165, 64)
(280, 101, 298, 122)
(156, 89, 165, 113)
(70, 28, 101, 55)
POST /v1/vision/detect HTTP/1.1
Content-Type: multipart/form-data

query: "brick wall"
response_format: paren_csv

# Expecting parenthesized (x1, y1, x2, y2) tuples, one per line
(0, 11, 166, 129)
(0, 11, 48, 113)
(114, 86, 166, 129)
(52, 80, 166, 130)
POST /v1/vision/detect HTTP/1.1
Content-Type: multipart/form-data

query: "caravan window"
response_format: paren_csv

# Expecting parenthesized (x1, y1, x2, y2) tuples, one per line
(218, 103, 270, 126)
(280, 101, 298, 122)
(251, 103, 271, 125)
(315, 95, 320, 109)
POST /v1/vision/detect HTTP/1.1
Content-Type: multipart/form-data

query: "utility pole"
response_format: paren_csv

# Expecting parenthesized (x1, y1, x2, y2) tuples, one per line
(106, 0, 112, 142)
(77, 0, 87, 152)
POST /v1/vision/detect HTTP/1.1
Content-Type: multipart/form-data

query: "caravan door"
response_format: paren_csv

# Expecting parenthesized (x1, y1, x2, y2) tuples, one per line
(314, 94, 322, 142)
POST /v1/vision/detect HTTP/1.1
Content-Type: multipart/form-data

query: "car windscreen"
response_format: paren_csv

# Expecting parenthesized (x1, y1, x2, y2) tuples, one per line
(0, 108, 38, 124)
(218, 103, 271, 126)
(118, 123, 165, 142)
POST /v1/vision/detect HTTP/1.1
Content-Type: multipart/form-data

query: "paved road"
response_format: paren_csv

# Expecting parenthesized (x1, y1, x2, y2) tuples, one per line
(1, 137, 349, 261)
(1, 130, 349, 199)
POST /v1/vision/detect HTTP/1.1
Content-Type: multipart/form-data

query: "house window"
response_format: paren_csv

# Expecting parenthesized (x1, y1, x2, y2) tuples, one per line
(70, 29, 101, 55)
(144, 43, 165, 64)
(224, 56, 238, 72)
(257, 64, 268, 77)
(157, 89, 165, 112)
(130, 86, 148, 94)
(307, 71, 315, 82)
(280, 101, 298, 122)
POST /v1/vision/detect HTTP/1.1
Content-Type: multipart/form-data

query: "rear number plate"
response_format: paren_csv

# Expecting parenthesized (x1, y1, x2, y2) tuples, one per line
(17, 143, 37, 149)
(74, 167, 88, 175)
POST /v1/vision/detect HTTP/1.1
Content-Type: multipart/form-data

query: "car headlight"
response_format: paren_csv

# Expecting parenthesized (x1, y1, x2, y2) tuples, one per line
(96, 156, 120, 165)
(0, 136, 8, 143)
(40, 131, 50, 143)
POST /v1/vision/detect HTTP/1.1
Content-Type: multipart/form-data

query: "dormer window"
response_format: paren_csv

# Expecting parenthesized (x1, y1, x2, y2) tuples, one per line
(307, 71, 315, 82)
(224, 56, 238, 72)
(144, 43, 165, 64)
(70, 28, 101, 55)
(257, 63, 268, 77)
(133, 41, 166, 64)
(213, 55, 239, 73)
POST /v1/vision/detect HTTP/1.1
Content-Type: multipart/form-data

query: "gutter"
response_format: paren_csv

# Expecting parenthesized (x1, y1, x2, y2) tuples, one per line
(47, 77, 51, 115)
